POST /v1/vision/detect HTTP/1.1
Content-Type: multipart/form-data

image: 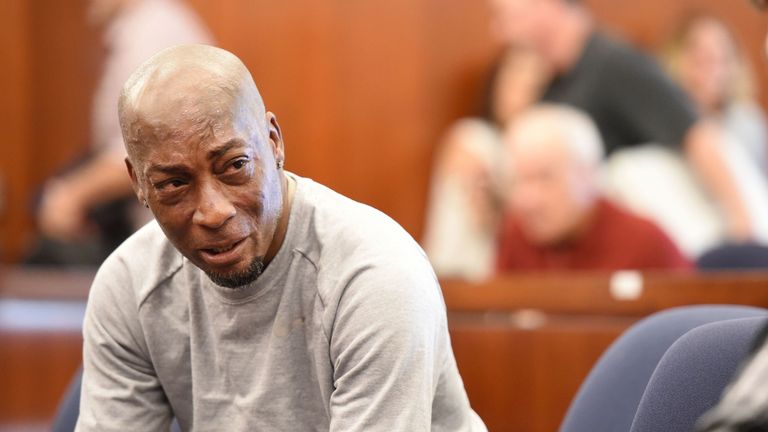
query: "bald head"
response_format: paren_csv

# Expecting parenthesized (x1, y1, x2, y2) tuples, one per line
(118, 44, 266, 166)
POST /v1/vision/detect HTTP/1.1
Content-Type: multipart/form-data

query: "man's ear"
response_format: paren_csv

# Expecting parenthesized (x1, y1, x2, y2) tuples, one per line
(266, 112, 285, 166)
(125, 157, 146, 205)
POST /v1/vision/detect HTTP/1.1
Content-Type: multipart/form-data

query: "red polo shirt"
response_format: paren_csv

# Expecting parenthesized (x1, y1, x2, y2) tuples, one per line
(496, 199, 692, 272)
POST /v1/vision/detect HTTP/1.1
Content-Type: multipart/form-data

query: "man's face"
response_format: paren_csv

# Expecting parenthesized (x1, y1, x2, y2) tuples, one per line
(128, 104, 285, 288)
(488, 0, 553, 47)
(678, 18, 737, 112)
(504, 135, 594, 245)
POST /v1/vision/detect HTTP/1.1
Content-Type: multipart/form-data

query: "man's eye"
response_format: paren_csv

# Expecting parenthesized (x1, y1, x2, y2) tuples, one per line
(223, 157, 251, 175)
(231, 158, 249, 170)
(155, 179, 187, 190)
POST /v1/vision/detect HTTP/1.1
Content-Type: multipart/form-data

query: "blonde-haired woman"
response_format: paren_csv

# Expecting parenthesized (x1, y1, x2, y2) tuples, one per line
(663, 13, 768, 171)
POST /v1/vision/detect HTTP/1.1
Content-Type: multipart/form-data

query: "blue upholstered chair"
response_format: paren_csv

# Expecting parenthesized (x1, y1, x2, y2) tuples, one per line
(629, 316, 768, 432)
(697, 243, 768, 270)
(560, 305, 767, 432)
(52, 367, 82, 432)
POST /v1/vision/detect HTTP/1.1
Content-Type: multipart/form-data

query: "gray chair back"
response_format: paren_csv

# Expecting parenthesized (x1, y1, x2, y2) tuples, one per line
(630, 316, 768, 432)
(560, 305, 767, 432)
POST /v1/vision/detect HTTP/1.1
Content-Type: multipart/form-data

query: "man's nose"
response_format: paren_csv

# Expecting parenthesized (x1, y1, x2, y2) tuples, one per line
(192, 182, 236, 229)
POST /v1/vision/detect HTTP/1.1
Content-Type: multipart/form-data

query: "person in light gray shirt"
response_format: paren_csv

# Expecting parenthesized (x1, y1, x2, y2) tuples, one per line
(76, 44, 486, 431)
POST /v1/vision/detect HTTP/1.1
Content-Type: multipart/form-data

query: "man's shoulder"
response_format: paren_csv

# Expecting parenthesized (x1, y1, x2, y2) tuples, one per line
(294, 176, 435, 292)
(93, 220, 184, 303)
(588, 31, 640, 59)
(297, 176, 425, 261)
(553, 31, 652, 102)
(579, 31, 656, 78)
(593, 199, 690, 269)
(599, 199, 676, 243)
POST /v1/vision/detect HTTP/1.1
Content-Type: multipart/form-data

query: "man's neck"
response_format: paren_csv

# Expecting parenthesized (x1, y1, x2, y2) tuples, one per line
(547, 6, 593, 74)
(263, 172, 296, 265)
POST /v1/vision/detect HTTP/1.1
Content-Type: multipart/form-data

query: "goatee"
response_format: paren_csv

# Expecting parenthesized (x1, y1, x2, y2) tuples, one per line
(207, 258, 265, 289)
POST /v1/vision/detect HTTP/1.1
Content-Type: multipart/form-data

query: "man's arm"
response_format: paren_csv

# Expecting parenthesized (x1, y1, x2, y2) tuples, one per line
(77, 258, 172, 431)
(327, 256, 483, 432)
(38, 148, 135, 241)
(684, 121, 753, 240)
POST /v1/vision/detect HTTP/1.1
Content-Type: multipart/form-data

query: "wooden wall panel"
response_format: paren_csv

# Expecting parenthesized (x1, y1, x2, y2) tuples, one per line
(0, 0, 31, 262)
(3, 0, 768, 262)
(0, 331, 82, 424)
(28, 1, 102, 184)
(450, 317, 628, 432)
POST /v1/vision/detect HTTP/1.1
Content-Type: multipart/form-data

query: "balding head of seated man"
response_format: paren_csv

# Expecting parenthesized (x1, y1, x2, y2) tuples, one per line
(495, 104, 692, 272)
(77, 44, 487, 431)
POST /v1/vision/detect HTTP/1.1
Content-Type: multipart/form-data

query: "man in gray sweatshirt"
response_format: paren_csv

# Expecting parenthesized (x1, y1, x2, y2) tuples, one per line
(76, 44, 486, 431)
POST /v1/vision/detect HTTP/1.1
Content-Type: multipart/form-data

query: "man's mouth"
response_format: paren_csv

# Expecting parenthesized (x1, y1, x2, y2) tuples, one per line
(199, 237, 247, 266)
(203, 242, 239, 255)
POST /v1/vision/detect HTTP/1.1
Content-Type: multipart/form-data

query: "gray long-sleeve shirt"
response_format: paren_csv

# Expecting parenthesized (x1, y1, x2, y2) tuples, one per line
(77, 174, 486, 431)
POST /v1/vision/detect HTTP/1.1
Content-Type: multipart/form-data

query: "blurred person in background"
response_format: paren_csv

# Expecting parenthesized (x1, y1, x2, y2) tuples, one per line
(488, 0, 767, 258)
(664, 12, 768, 172)
(422, 46, 550, 280)
(660, 13, 768, 260)
(607, 12, 768, 258)
(27, 0, 212, 266)
(496, 104, 691, 271)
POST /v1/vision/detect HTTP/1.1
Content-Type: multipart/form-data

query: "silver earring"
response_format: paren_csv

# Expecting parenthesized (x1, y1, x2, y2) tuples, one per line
(143, 200, 149, 208)
(277, 160, 284, 170)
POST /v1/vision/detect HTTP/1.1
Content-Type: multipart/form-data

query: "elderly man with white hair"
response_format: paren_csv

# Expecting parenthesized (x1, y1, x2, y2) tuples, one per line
(495, 104, 691, 271)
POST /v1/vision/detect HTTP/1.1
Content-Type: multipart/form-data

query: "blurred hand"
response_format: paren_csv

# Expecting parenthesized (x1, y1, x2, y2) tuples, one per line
(442, 143, 498, 229)
(38, 178, 91, 242)
(725, 211, 754, 243)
